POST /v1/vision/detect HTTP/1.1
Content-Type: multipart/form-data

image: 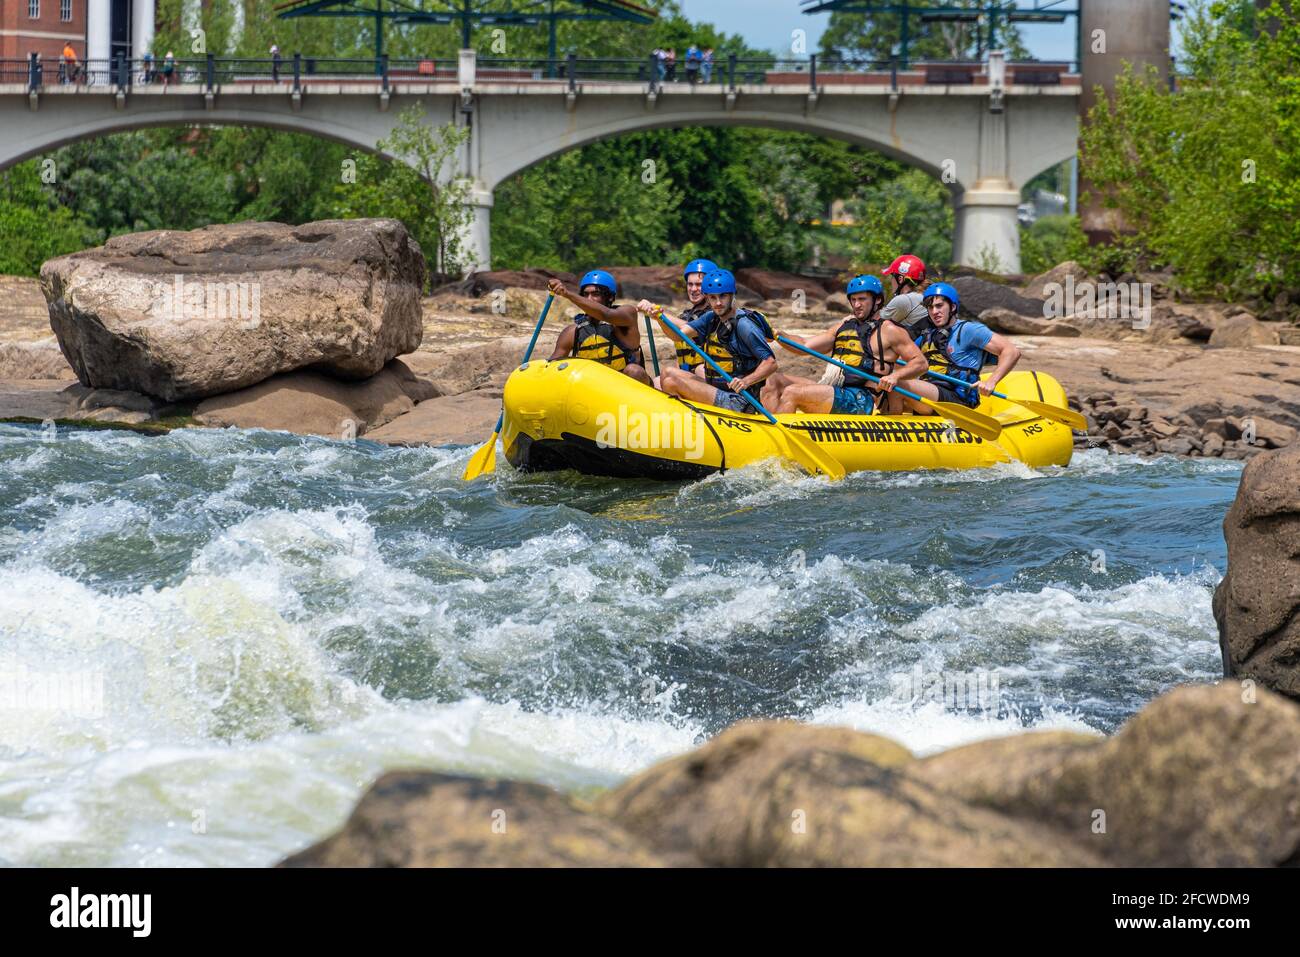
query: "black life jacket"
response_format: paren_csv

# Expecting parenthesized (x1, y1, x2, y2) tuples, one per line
(698, 309, 775, 388)
(675, 300, 711, 370)
(571, 311, 642, 371)
(916, 318, 993, 385)
(831, 315, 897, 392)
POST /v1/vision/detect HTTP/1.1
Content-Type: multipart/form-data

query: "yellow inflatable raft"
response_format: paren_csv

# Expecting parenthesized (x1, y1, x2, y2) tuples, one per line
(501, 359, 1074, 480)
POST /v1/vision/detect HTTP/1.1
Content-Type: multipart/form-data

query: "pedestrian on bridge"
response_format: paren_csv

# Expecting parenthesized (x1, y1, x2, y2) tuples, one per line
(271, 45, 282, 83)
(702, 48, 714, 84)
(686, 45, 701, 85)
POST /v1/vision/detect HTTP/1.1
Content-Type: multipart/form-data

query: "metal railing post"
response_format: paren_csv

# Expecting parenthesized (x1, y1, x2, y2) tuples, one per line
(890, 56, 898, 91)
(115, 53, 127, 89)
(293, 53, 301, 92)
(728, 52, 736, 91)
(381, 53, 389, 93)
(569, 53, 578, 93)
(809, 53, 817, 91)
(206, 53, 215, 91)
(28, 51, 39, 92)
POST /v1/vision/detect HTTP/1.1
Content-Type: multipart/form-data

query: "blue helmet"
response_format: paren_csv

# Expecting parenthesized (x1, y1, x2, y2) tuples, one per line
(922, 282, 960, 313)
(846, 274, 884, 299)
(684, 258, 719, 280)
(703, 269, 736, 295)
(579, 269, 618, 297)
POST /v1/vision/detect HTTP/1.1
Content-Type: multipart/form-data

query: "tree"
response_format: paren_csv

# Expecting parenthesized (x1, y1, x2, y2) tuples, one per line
(0, 163, 101, 276)
(1079, 1, 1299, 297)
(332, 106, 473, 280)
(819, 0, 1030, 65)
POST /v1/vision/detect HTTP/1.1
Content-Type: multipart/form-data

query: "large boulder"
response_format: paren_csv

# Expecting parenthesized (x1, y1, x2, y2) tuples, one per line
(595, 721, 1100, 867)
(455, 268, 576, 297)
(979, 307, 1080, 337)
(40, 219, 426, 402)
(913, 683, 1300, 867)
(949, 275, 1042, 318)
(1022, 260, 1091, 301)
(281, 772, 668, 867)
(735, 268, 831, 302)
(1208, 313, 1283, 348)
(192, 359, 437, 437)
(1214, 444, 1300, 701)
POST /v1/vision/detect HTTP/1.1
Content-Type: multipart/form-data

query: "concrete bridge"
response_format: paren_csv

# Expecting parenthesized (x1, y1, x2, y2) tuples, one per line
(0, 51, 1081, 274)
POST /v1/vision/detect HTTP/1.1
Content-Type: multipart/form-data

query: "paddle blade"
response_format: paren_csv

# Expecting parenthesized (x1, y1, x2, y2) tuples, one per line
(1018, 399, 1089, 432)
(928, 401, 1003, 443)
(774, 425, 847, 480)
(462, 431, 499, 480)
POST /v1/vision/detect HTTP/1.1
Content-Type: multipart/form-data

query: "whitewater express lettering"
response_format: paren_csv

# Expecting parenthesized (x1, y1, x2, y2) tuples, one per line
(49, 887, 151, 937)
(796, 420, 980, 444)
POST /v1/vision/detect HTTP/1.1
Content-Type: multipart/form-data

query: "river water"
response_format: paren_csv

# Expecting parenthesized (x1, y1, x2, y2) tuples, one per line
(0, 423, 1238, 865)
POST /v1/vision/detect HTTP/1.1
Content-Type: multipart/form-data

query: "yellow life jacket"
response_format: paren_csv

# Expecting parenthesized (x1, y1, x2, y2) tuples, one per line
(675, 301, 711, 370)
(571, 313, 641, 371)
(698, 309, 774, 387)
(916, 318, 992, 404)
(831, 316, 897, 391)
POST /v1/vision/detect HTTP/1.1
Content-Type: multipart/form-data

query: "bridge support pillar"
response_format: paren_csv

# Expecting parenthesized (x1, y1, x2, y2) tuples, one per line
(460, 187, 493, 276)
(952, 184, 1021, 274)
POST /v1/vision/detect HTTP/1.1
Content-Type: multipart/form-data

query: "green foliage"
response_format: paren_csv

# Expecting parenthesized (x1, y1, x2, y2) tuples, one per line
(492, 132, 680, 270)
(819, 0, 1029, 64)
(847, 169, 953, 273)
(46, 131, 238, 236)
(1080, 0, 1300, 297)
(332, 106, 472, 279)
(0, 164, 101, 276)
(1020, 215, 1088, 276)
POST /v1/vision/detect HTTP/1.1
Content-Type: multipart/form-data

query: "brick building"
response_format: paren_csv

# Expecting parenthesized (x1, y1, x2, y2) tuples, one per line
(1, 0, 155, 65)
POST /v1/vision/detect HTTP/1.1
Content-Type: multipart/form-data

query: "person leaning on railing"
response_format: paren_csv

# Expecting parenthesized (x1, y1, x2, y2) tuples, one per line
(60, 42, 77, 84)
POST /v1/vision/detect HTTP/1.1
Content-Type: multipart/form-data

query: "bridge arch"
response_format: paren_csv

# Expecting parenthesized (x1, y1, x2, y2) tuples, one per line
(0, 83, 1080, 272)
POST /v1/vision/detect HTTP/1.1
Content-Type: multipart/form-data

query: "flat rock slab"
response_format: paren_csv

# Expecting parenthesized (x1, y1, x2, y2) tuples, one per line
(0, 380, 79, 421)
(193, 359, 437, 438)
(40, 218, 426, 402)
(366, 390, 503, 447)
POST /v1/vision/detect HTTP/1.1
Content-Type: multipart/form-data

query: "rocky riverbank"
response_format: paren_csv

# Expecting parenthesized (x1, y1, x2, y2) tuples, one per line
(1, 240, 1298, 458)
(281, 681, 1300, 867)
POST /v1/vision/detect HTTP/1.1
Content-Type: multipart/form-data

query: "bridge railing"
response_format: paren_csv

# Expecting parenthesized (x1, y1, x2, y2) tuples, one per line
(2, 53, 1083, 95)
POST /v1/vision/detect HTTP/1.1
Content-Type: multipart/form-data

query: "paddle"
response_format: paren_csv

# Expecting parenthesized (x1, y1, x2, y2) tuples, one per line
(462, 294, 555, 481)
(918, 366, 1088, 431)
(652, 309, 845, 480)
(642, 310, 662, 378)
(775, 335, 1003, 443)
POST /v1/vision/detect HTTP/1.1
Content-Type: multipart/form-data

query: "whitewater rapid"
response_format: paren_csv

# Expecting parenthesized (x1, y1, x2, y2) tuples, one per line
(0, 424, 1236, 865)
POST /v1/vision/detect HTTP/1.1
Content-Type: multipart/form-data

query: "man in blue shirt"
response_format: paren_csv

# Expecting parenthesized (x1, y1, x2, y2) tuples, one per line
(900, 282, 1022, 413)
(640, 269, 777, 414)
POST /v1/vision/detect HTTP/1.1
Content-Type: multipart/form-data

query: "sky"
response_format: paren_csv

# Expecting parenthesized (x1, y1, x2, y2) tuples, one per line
(678, 1, 1079, 63)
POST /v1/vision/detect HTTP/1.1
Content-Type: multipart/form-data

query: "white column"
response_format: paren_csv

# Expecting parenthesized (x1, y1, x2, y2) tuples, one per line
(952, 186, 1021, 274)
(87, 0, 112, 65)
(132, 0, 156, 58)
(460, 187, 493, 275)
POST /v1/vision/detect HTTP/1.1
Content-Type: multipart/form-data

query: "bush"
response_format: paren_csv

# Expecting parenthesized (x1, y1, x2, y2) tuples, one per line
(1020, 215, 1088, 275)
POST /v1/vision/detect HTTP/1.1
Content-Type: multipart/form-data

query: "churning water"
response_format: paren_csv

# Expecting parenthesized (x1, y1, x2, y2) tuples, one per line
(0, 423, 1239, 865)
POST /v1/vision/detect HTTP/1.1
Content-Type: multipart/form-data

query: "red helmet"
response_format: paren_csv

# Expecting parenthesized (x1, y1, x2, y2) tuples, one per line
(883, 255, 926, 284)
